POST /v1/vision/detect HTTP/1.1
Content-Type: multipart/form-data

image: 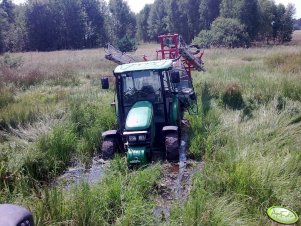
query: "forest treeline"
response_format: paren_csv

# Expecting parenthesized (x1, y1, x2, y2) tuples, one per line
(0, 0, 297, 53)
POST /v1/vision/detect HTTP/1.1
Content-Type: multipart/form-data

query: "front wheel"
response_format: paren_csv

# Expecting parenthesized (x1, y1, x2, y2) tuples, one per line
(102, 137, 116, 160)
(165, 132, 179, 162)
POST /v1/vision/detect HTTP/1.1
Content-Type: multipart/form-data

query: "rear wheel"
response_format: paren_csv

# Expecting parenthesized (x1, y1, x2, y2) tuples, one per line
(165, 132, 179, 162)
(102, 137, 116, 160)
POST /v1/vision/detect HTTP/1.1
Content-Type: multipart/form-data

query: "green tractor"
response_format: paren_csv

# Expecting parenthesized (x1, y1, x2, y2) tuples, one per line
(101, 59, 197, 165)
(101, 34, 204, 166)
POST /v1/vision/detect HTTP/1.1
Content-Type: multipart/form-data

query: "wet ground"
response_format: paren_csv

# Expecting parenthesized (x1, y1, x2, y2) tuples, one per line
(153, 121, 204, 223)
(55, 157, 107, 189)
(55, 120, 204, 224)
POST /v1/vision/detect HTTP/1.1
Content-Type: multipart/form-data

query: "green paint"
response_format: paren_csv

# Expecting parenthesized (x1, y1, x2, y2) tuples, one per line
(114, 60, 173, 73)
(125, 101, 153, 131)
(127, 146, 148, 165)
(267, 206, 299, 225)
(170, 96, 179, 125)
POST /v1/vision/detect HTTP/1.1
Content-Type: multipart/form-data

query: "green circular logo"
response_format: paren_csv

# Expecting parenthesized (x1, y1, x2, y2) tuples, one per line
(267, 206, 299, 225)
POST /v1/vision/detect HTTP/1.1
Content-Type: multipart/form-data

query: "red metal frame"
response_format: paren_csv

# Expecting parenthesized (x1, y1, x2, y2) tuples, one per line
(156, 34, 204, 77)
(157, 34, 180, 60)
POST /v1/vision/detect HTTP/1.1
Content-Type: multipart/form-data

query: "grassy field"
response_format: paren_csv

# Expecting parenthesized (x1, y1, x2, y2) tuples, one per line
(0, 36, 301, 225)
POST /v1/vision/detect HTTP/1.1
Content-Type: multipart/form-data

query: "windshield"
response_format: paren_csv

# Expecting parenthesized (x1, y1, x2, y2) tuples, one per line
(122, 70, 162, 106)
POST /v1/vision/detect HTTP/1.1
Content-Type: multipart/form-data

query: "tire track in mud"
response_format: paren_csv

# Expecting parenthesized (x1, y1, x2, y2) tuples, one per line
(153, 121, 204, 223)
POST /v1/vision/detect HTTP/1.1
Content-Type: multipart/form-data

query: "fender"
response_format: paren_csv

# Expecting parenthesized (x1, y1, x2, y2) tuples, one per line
(162, 126, 178, 134)
(102, 130, 118, 138)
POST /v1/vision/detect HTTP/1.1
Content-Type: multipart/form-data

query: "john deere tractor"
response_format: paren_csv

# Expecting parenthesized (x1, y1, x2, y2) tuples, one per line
(101, 59, 198, 165)
(101, 34, 204, 166)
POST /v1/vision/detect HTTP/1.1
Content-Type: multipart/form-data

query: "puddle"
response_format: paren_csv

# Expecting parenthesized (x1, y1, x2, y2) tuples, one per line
(55, 156, 107, 190)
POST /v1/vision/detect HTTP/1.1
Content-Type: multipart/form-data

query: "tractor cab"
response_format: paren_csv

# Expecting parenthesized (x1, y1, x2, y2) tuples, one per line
(101, 59, 193, 165)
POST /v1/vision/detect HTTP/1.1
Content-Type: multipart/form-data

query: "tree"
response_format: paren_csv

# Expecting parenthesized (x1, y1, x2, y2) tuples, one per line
(109, 0, 136, 40)
(294, 18, 301, 30)
(167, 0, 189, 41)
(184, 0, 202, 42)
(240, 0, 260, 39)
(137, 4, 152, 42)
(258, 0, 275, 43)
(61, 0, 87, 49)
(220, 0, 240, 18)
(220, 0, 260, 40)
(0, 8, 9, 53)
(277, 3, 295, 43)
(0, 0, 14, 23)
(199, 0, 221, 30)
(26, 1, 55, 51)
(147, 0, 170, 41)
(82, 0, 106, 48)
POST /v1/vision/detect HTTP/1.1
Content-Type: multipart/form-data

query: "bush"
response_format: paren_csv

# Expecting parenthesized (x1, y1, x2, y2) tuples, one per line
(117, 35, 137, 52)
(193, 17, 250, 48)
(222, 83, 245, 109)
(0, 88, 14, 109)
(0, 54, 23, 69)
(192, 30, 214, 48)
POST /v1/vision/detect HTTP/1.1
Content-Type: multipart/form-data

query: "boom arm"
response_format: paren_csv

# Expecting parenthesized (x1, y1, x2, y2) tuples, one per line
(104, 34, 205, 73)
(105, 43, 136, 65)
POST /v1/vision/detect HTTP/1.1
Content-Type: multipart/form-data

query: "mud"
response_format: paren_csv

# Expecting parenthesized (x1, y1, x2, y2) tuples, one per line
(55, 156, 107, 189)
(153, 121, 205, 223)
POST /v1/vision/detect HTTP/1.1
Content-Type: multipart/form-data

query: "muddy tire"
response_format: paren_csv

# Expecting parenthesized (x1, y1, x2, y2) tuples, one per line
(102, 137, 116, 160)
(165, 132, 179, 162)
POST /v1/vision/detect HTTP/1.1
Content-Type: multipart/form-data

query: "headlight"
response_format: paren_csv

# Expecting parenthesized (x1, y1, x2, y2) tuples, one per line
(138, 135, 146, 141)
(128, 135, 137, 142)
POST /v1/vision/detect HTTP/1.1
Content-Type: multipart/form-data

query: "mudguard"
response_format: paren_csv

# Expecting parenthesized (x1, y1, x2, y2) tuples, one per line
(162, 126, 178, 133)
(102, 130, 118, 138)
(0, 204, 34, 226)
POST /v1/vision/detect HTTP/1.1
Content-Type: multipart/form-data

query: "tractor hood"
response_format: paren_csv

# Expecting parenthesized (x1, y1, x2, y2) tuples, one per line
(125, 101, 153, 131)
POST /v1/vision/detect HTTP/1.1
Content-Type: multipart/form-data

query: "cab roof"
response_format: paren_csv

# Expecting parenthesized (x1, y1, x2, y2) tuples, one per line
(114, 60, 173, 74)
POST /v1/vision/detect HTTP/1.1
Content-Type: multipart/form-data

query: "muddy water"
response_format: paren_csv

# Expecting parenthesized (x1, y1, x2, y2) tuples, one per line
(154, 121, 205, 223)
(154, 123, 189, 221)
(55, 157, 107, 189)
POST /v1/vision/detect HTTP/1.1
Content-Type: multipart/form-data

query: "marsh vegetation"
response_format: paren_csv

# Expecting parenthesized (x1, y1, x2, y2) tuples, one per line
(0, 41, 301, 225)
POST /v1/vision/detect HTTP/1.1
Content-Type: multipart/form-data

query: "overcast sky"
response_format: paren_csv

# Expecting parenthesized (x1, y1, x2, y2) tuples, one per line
(12, 0, 301, 18)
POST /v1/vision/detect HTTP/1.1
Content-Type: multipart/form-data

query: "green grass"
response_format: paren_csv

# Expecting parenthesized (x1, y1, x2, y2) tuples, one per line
(0, 44, 301, 225)
(23, 157, 161, 226)
(170, 46, 301, 225)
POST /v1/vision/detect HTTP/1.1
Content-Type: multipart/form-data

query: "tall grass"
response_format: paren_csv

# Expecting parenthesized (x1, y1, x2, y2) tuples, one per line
(25, 157, 161, 226)
(1, 45, 301, 225)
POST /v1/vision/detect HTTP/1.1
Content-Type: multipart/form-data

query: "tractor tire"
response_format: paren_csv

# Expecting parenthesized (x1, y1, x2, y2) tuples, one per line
(165, 132, 179, 162)
(102, 137, 116, 160)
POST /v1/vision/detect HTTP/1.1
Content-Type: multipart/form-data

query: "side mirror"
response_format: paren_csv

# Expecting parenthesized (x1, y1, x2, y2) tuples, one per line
(101, 77, 109, 89)
(171, 71, 180, 84)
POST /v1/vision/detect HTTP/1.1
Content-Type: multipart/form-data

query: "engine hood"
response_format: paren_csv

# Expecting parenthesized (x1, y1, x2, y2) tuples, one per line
(125, 101, 153, 131)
